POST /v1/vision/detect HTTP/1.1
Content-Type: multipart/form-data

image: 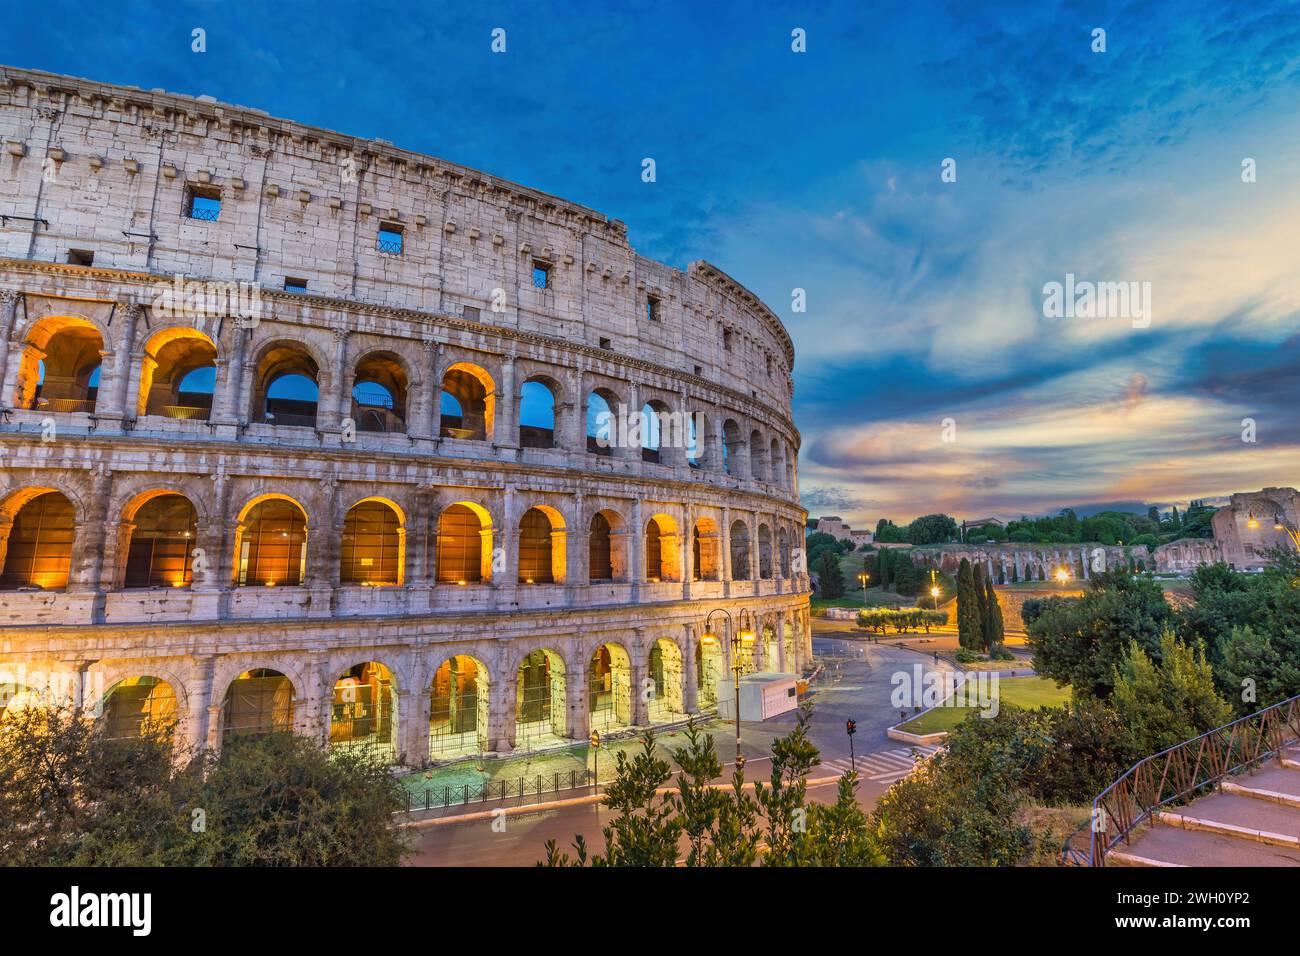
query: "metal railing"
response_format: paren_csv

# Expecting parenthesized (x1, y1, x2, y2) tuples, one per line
(1089, 692, 1300, 866)
(401, 769, 595, 815)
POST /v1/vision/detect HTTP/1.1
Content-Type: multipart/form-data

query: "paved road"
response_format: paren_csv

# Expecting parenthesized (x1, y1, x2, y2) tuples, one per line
(408, 635, 954, 866)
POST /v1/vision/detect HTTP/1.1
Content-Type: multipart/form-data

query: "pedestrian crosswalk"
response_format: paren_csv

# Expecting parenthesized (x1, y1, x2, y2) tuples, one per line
(819, 745, 940, 785)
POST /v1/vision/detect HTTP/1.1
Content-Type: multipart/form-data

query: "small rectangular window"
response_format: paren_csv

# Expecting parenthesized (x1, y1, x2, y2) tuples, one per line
(532, 261, 551, 289)
(646, 296, 659, 321)
(766, 354, 773, 376)
(377, 223, 404, 255)
(67, 249, 94, 266)
(186, 186, 221, 221)
(599, 337, 612, 350)
(284, 277, 307, 292)
(694, 365, 703, 376)
(723, 328, 733, 351)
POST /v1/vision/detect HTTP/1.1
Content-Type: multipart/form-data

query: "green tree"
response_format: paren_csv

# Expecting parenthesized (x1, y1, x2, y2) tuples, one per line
(907, 513, 958, 545)
(1023, 569, 1175, 697)
(956, 558, 983, 651)
(983, 574, 1004, 651)
(815, 550, 845, 599)
(1111, 631, 1232, 755)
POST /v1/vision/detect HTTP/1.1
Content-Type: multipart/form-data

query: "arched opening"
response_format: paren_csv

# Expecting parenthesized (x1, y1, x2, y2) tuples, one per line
(254, 343, 320, 428)
(644, 514, 681, 582)
(515, 649, 567, 749)
(588, 509, 627, 582)
(687, 412, 705, 470)
(235, 497, 308, 587)
(695, 635, 723, 709)
(435, 502, 492, 584)
(221, 669, 294, 741)
(351, 351, 408, 433)
(124, 493, 198, 588)
(519, 379, 557, 448)
(729, 520, 751, 580)
(750, 429, 767, 481)
(330, 662, 397, 758)
(778, 528, 791, 578)
(14, 315, 103, 413)
(586, 389, 618, 456)
(762, 623, 779, 671)
(102, 676, 178, 740)
(722, 419, 743, 476)
(647, 639, 684, 723)
(440, 363, 494, 440)
(640, 400, 669, 463)
(692, 517, 721, 581)
(588, 643, 632, 732)
(429, 655, 488, 758)
(758, 524, 773, 580)
(137, 328, 217, 420)
(519, 506, 565, 584)
(782, 620, 797, 674)
(0, 491, 75, 590)
(340, 498, 403, 586)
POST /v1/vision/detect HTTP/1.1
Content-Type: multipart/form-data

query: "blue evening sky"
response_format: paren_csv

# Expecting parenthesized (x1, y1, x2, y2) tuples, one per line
(5, 1, 1299, 523)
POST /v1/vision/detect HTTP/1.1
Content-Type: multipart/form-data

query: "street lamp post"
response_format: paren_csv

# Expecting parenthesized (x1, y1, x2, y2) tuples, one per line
(857, 570, 870, 605)
(701, 607, 757, 767)
(929, 568, 940, 611)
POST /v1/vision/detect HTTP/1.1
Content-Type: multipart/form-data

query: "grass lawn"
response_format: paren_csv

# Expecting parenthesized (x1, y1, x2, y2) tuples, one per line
(896, 675, 1070, 735)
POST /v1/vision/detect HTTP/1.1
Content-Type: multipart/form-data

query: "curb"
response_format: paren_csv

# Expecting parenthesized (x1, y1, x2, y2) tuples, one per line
(402, 773, 846, 829)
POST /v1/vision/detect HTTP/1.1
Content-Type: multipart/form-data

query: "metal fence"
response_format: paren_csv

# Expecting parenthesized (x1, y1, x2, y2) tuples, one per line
(402, 768, 596, 815)
(1089, 692, 1300, 866)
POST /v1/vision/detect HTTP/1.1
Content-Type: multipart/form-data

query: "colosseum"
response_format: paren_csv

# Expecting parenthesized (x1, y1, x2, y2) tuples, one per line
(0, 66, 810, 765)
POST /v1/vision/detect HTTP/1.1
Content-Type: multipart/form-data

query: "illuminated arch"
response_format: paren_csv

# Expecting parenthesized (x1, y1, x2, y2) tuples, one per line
(729, 520, 751, 580)
(647, 637, 684, 723)
(102, 676, 179, 740)
(340, 497, 404, 586)
(692, 517, 721, 581)
(515, 648, 568, 748)
(429, 654, 489, 758)
(330, 661, 398, 757)
(137, 326, 218, 420)
(519, 505, 566, 584)
(123, 492, 198, 588)
(233, 494, 309, 587)
(221, 668, 295, 742)
(435, 501, 493, 584)
(644, 513, 681, 582)
(351, 349, 410, 433)
(0, 490, 75, 590)
(587, 642, 632, 732)
(12, 314, 104, 413)
(440, 362, 495, 440)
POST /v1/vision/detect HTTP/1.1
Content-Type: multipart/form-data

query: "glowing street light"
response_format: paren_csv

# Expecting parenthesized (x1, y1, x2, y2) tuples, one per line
(1054, 567, 1070, 585)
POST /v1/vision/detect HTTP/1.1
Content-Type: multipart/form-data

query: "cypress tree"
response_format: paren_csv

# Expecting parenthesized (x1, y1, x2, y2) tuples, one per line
(956, 558, 982, 650)
(816, 550, 845, 599)
(983, 574, 1003, 651)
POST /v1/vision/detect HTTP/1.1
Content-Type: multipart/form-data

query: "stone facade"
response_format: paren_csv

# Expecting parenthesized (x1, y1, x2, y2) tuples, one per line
(912, 544, 1150, 581)
(1209, 488, 1299, 570)
(0, 67, 810, 765)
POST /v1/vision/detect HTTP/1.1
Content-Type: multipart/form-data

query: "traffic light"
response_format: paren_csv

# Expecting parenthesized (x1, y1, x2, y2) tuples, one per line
(846, 719, 857, 736)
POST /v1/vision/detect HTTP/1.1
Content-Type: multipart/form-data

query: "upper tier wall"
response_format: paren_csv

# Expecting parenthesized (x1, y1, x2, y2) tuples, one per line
(0, 66, 796, 418)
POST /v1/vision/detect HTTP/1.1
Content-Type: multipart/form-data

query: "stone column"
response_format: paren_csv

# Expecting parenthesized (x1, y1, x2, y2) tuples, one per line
(682, 623, 699, 713)
(487, 665, 516, 753)
(566, 654, 589, 738)
(570, 368, 587, 460)
(494, 354, 518, 453)
(320, 329, 351, 441)
(630, 629, 649, 726)
(619, 382, 640, 462)
(211, 322, 248, 428)
(629, 498, 644, 600)
(95, 302, 141, 426)
(306, 477, 342, 617)
(721, 504, 733, 594)
(69, 469, 113, 613)
(0, 289, 19, 408)
(408, 340, 437, 445)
